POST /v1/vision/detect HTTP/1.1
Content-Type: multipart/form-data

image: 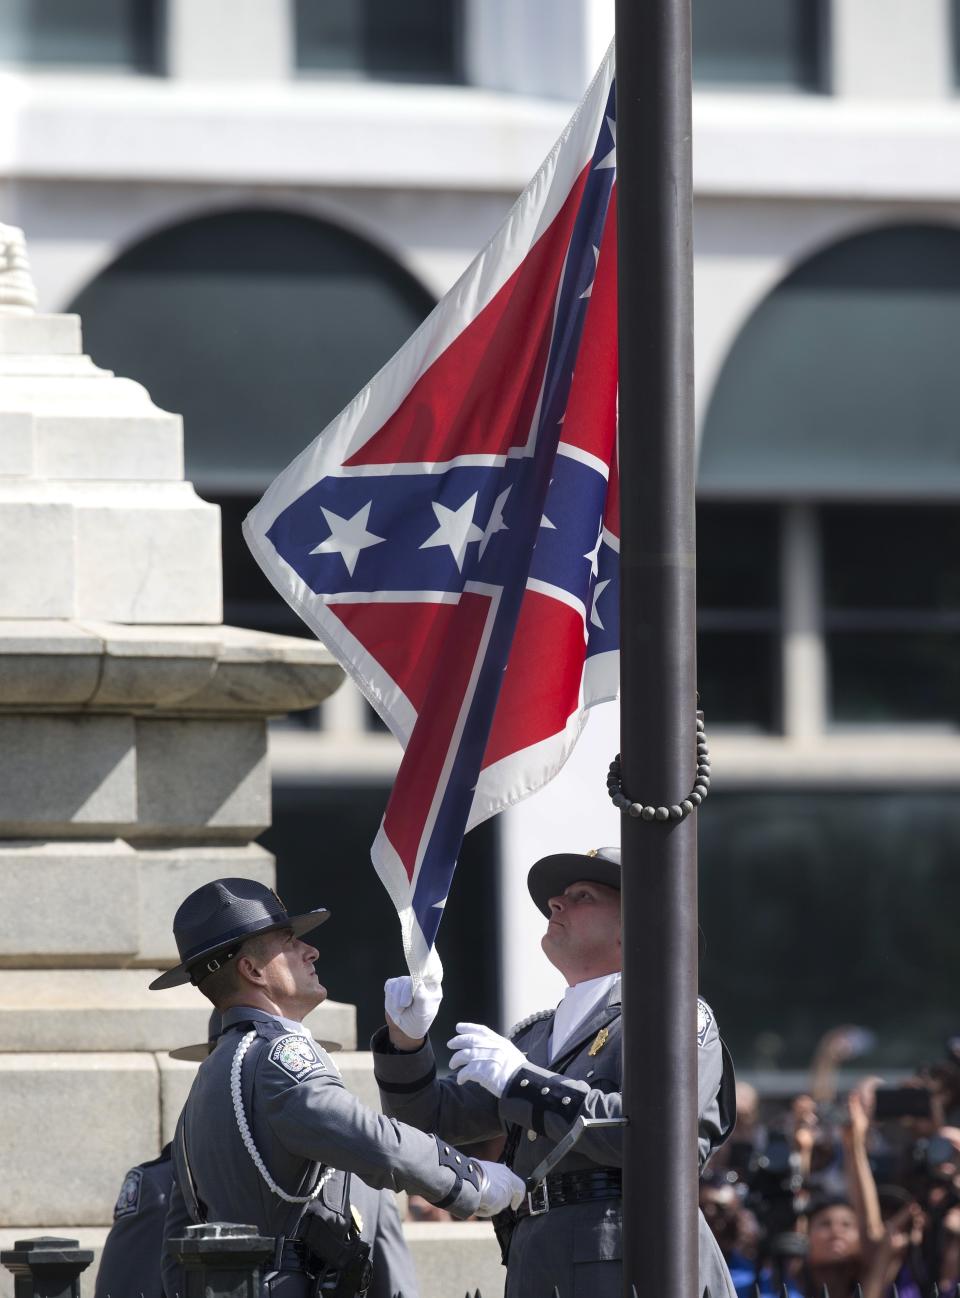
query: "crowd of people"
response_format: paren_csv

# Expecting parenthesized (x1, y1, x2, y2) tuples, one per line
(700, 1028, 960, 1298)
(107, 851, 955, 1298)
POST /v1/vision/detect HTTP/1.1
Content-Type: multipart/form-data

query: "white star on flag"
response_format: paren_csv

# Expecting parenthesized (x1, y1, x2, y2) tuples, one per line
(584, 526, 603, 578)
(595, 116, 616, 170)
(479, 487, 511, 558)
(420, 493, 484, 571)
(590, 578, 611, 630)
(310, 502, 385, 577)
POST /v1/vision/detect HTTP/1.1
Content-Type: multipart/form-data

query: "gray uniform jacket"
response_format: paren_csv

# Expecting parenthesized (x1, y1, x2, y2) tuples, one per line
(161, 1006, 482, 1296)
(99, 1144, 418, 1298)
(95, 1147, 172, 1298)
(372, 989, 737, 1298)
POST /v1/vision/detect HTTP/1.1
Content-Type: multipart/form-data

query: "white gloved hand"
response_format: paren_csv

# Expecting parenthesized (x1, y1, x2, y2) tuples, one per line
(447, 1022, 526, 1097)
(473, 1160, 526, 1217)
(384, 967, 442, 1041)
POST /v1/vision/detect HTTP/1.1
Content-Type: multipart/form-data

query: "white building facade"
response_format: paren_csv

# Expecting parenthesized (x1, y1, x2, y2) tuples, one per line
(4, 0, 960, 1077)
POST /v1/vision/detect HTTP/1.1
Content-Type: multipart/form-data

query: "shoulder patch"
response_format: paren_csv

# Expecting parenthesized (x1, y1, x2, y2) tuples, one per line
(507, 1008, 554, 1041)
(697, 998, 714, 1047)
(113, 1167, 142, 1219)
(268, 1033, 326, 1082)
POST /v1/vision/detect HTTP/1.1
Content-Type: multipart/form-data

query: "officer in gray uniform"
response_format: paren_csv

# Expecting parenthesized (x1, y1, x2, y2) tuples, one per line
(372, 846, 738, 1298)
(151, 878, 524, 1297)
(95, 1018, 420, 1298)
(97, 1149, 418, 1298)
(95, 1146, 173, 1298)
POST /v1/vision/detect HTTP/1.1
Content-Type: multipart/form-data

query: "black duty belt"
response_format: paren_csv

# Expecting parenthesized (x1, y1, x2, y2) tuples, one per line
(516, 1168, 622, 1219)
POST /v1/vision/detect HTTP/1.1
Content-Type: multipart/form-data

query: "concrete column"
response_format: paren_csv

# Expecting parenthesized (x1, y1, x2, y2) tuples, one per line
(781, 503, 827, 740)
(829, 0, 953, 99)
(165, 0, 294, 81)
(321, 677, 369, 737)
(0, 224, 344, 1243)
(464, 0, 604, 98)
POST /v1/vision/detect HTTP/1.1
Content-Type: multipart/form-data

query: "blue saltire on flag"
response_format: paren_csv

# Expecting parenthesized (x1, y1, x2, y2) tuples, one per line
(244, 46, 619, 978)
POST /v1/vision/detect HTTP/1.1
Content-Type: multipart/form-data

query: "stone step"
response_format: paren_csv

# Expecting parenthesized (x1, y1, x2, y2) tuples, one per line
(0, 972, 357, 1052)
(0, 622, 342, 718)
(0, 355, 108, 376)
(0, 843, 276, 966)
(0, 715, 268, 842)
(0, 312, 80, 355)
(0, 480, 221, 623)
(0, 1054, 158, 1226)
(0, 373, 184, 482)
(0, 1221, 504, 1298)
(35, 412, 184, 482)
(405, 1222, 504, 1298)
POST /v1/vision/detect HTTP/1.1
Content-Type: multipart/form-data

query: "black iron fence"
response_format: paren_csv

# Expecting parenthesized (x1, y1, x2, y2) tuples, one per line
(0, 1237, 93, 1298)
(0, 1233, 932, 1298)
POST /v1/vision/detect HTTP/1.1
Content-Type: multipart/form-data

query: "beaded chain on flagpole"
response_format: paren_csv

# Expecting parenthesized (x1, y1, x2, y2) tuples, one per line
(606, 710, 710, 822)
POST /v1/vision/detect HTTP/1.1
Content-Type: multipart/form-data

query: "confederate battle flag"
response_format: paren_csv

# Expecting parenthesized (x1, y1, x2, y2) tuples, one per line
(244, 47, 619, 978)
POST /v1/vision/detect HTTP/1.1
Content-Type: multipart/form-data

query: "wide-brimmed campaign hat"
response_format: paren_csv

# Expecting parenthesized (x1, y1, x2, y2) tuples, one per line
(527, 846, 621, 917)
(149, 877, 329, 991)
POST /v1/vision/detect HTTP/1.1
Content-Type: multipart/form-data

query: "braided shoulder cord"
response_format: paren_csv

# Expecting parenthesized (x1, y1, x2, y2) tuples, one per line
(231, 1029, 330, 1205)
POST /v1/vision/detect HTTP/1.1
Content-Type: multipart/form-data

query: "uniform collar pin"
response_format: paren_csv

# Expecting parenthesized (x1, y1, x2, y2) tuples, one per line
(588, 1026, 609, 1057)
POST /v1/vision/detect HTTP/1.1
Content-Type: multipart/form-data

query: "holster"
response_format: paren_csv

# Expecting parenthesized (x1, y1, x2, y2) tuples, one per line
(492, 1118, 524, 1267)
(299, 1211, 372, 1297)
(492, 1206, 518, 1266)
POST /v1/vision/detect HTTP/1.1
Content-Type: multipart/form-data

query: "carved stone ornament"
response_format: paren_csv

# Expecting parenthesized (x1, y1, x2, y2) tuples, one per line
(0, 223, 38, 312)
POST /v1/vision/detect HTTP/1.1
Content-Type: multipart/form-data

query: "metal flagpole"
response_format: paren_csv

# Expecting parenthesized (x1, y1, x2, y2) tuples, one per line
(615, 1, 699, 1297)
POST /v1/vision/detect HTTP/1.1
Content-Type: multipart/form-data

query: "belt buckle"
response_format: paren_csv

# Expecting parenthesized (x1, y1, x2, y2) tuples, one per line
(527, 1181, 549, 1216)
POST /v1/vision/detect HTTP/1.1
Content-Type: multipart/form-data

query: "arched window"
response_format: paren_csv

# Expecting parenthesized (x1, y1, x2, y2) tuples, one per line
(697, 224, 960, 730)
(70, 208, 437, 642)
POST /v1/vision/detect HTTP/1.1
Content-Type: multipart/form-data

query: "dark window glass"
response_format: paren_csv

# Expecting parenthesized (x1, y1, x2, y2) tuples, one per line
(822, 506, 960, 725)
(828, 633, 960, 725)
(0, 0, 159, 70)
(692, 0, 822, 89)
(364, 701, 389, 733)
(296, 0, 463, 84)
(697, 504, 780, 730)
(69, 209, 436, 636)
(218, 494, 310, 639)
(264, 784, 499, 1065)
(700, 791, 960, 1069)
(823, 506, 960, 613)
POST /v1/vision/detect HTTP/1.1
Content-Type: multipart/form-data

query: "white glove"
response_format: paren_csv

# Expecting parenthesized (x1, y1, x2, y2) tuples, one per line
(473, 1160, 526, 1217)
(384, 963, 442, 1040)
(447, 1022, 526, 1098)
